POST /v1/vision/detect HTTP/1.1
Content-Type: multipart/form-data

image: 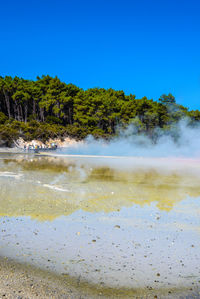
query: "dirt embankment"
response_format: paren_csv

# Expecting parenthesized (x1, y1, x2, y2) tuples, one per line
(14, 137, 83, 149)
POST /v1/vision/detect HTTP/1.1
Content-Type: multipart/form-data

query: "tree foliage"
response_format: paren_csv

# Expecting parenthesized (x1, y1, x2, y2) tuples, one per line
(0, 75, 198, 145)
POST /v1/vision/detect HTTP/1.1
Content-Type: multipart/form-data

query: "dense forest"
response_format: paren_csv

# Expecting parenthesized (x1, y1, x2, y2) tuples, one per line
(0, 75, 200, 146)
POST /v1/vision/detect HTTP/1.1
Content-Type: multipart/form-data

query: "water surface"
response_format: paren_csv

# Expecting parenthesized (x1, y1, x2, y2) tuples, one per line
(0, 153, 200, 296)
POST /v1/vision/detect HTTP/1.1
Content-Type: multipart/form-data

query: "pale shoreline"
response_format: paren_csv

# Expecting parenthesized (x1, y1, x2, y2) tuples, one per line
(0, 257, 200, 299)
(0, 257, 77, 298)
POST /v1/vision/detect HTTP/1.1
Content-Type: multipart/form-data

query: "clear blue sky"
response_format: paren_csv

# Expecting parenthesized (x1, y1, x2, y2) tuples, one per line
(0, 0, 200, 109)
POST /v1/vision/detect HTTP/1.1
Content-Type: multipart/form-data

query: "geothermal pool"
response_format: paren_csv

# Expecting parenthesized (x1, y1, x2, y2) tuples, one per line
(0, 153, 200, 296)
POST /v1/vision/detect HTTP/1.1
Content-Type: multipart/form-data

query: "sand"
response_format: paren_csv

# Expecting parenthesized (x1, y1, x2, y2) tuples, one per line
(1, 258, 200, 299)
(0, 257, 83, 298)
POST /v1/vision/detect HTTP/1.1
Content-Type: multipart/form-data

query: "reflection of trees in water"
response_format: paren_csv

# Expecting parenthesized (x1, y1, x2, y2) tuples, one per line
(1, 157, 200, 220)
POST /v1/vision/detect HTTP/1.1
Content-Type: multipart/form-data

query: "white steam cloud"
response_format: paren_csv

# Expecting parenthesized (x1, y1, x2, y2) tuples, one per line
(60, 119, 200, 158)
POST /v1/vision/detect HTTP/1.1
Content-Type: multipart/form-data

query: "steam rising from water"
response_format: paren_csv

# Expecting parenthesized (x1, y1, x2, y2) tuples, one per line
(1, 119, 200, 295)
(61, 120, 200, 157)
(1, 151, 200, 293)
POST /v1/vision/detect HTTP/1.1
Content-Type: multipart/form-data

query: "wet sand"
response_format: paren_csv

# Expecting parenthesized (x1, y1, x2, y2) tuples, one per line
(0, 257, 109, 299)
(0, 257, 80, 298)
(1, 258, 200, 299)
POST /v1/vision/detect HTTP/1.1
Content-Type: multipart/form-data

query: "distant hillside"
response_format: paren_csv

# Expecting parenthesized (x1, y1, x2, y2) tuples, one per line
(0, 75, 200, 146)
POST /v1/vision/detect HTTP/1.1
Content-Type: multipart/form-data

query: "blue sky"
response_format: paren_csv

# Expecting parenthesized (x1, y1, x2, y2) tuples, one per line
(0, 0, 200, 109)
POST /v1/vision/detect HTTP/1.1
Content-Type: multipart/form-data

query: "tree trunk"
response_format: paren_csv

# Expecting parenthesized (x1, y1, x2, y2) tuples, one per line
(56, 101, 60, 118)
(17, 105, 20, 121)
(33, 100, 36, 116)
(3, 89, 11, 118)
(20, 104, 23, 121)
(69, 105, 73, 124)
(14, 101, 18, 120)
(40, 107, 44, 122)
(24, 103, 28, 123)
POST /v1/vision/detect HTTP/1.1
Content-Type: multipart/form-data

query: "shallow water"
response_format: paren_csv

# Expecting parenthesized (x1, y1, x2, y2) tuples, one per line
(0, 153, 200, 295)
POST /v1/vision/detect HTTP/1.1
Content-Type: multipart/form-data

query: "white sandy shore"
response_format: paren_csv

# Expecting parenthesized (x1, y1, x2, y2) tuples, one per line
(0, 257, 82, 298)
(14, 137, 82, 149)
(0, 257, 199, 299)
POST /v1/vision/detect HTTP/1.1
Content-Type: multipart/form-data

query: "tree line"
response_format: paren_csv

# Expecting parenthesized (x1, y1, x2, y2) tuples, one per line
(0, 75, 200, 145)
